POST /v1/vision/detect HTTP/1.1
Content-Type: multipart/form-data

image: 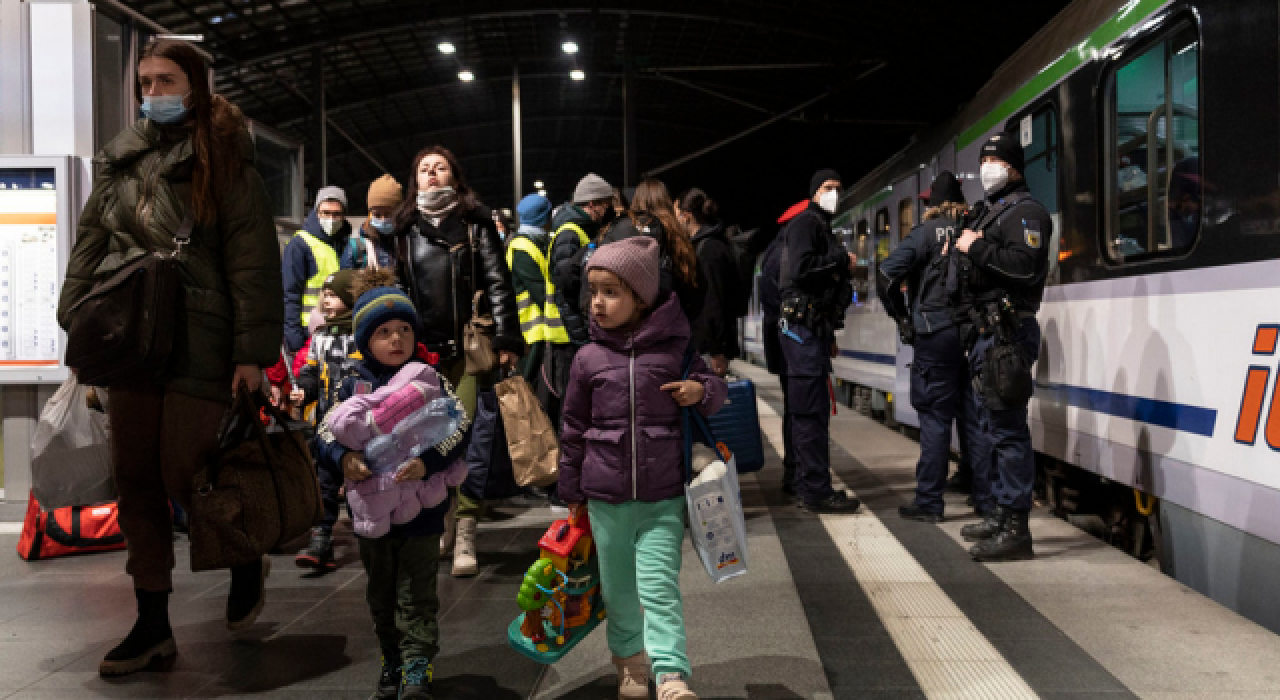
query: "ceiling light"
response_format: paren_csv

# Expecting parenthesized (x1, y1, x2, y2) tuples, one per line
(562, 41, 579, 54)
(158, 34, 204, 42)
(538, 189, 548, 197)
(533, 180, 544, 189)
(458, 70, 474, 82)
(570, 69, 585, 81)
(438, 41, 456, 54)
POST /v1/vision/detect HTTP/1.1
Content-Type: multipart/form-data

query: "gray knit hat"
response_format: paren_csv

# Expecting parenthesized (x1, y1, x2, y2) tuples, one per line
(587, 236, 661, 306)
(573, 173, 613, 204)
(315, 185, 348, 211)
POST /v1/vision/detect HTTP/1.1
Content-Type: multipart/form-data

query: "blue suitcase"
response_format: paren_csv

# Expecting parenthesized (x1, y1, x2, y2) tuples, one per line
(706, 378, 765, 474)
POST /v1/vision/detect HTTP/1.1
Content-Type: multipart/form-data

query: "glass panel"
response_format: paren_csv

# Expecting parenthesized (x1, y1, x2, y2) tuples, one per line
(254, 133, 298, 219)
(1112, 41, 1164, 258)
(850, 219, 871, 306)
(93, 13, 128, 151)
(874, 208, 890, 265)
(1166, 26, 1200, 252)
(897, 198, 914, 239)
(1023, 108, 1059, 215)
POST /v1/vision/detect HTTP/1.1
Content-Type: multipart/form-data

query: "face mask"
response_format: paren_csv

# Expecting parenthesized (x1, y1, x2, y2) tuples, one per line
(319, 217, 342, 236)
(818, 189, 839, 214)
(980, 163, 1009, 194)
(370, 217, 393, 235)
(141, 93, 190, 125)
(417, 186, 456, 212)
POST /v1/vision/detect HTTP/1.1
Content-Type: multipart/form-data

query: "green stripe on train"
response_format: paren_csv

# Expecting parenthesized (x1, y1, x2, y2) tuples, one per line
(956, 0, 1168, 149)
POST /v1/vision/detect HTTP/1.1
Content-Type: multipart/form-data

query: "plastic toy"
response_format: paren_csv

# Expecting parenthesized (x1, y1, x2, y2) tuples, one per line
(507, 510, 606, 663)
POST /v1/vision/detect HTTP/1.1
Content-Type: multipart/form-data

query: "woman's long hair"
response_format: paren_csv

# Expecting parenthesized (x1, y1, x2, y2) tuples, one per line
(394, 145, 480, 230)
(677, 187, 719, 227)
(136, 39, 245, 226)
(630, 179, 697, 287)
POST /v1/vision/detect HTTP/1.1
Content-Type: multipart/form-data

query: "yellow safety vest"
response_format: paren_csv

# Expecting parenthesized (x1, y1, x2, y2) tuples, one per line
(544, 222, 592, 344)
(295, 231, 341, 325)
(506, 235, 569, 344)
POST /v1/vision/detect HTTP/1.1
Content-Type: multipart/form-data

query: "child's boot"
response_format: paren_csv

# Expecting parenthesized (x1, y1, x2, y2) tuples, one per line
(451, 517, 478, 577)
(99, 589, 177, 677)
(657, 673, 698, 700)
(613, 652, 650, 700)
(440, 500, 457, 557)
(295, 526, 336, 572)
(399, 658, 434, 700)
(369, 655, 400, 700)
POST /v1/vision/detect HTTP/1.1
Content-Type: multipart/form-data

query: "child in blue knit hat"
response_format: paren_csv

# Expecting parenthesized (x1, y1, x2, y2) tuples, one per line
(314, 281, 470, 700)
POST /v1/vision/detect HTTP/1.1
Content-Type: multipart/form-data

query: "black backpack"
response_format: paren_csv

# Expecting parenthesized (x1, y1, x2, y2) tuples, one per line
(721, 224, 761, 318)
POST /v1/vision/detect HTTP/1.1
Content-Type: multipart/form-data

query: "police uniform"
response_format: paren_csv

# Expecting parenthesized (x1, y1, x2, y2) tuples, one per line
(757, 236, 796, 493)
(778, 172, 859, 513)
(960, 133, 1053, 561)
(876, 172, 989, 520)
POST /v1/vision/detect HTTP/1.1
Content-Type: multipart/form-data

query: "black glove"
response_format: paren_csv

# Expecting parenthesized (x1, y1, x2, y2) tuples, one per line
(897, 318, 916, 346)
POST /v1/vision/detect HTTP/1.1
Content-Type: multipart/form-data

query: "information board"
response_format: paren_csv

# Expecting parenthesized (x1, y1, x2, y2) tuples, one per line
(0, 157, 76, 383)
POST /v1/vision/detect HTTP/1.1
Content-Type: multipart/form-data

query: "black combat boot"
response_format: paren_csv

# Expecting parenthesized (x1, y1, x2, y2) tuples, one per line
(227, 556, 270, 631)
(399, 658, 434, 700)
(800, 491, 861, 514)
(295, 526, 337, 572)
(99, 589, 177, 677)
(960, 505, 1007, 542)
(369, 656, 401, 700)
(970, 509, 1034, 562)
(898, 504, 944, 523)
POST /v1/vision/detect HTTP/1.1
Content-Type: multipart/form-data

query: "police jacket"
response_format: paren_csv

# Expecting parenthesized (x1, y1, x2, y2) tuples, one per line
(393, 204, 524, 359)
(966, 183, 1052, 313)
(779, 201, 851, 311)
(877, 215, 966, 334)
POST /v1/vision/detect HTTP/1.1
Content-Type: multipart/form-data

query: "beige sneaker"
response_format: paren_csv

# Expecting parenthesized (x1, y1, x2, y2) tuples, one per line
(657, 673, 697, 700)
(440, 499, 458, 557)
(613, 652, 650, 700)
(451, 517, 478, 577)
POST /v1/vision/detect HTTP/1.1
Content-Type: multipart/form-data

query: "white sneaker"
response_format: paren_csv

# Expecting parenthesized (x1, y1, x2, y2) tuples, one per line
(451, 517, 478, 577)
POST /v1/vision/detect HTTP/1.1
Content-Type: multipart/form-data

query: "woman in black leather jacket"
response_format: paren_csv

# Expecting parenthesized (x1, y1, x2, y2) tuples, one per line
(390, 145, 523, 576)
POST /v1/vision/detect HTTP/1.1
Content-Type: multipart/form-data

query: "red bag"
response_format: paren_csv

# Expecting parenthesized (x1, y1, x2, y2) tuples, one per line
(17, 492, 126, 561)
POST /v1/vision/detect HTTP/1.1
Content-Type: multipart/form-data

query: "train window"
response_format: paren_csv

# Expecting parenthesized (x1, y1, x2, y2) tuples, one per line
(1021, 105, 1062, 281)
(898, 198, 914, 239)
(1106, 20, 1201, 263)
(874, 208, 891, 265)
(849, 218, 872, 305)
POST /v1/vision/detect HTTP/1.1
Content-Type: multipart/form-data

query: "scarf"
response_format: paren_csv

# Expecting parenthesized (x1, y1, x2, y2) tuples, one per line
(417, 186, 458, 220)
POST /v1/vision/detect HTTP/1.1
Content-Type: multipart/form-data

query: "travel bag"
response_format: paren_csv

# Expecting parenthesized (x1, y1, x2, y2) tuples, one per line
(17, 494, 125, 561)
(706, 376, 765, 474)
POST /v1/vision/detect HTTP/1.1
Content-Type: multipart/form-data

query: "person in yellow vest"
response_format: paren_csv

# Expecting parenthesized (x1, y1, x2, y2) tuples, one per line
(508, 193, 563, 384)
(282, 186, 350, 353)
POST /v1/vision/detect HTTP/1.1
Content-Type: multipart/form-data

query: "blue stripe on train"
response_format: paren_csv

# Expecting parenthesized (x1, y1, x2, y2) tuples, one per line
(1034, 382, 1218, 437)
(838, 349, 897, 365)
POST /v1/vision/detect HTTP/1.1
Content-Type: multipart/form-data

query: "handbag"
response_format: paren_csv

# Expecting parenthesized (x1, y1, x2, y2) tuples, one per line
(16, 493, 125, 561)
(680, 347, 748, 583)
(462, 225, 498, 375)
(30, 377, 115, 510)
(462, 388, 522, 501)
(188, 385, 322, 571)
(64, 212, 194, 387)
(494, 373, 559, 487)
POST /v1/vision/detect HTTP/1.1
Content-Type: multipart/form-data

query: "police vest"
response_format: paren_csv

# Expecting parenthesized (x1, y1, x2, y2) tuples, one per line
(506, 234, 569, 344)
(294, 231, 341, 325)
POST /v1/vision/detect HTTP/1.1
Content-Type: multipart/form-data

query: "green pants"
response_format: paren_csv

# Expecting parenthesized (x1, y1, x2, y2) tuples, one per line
(440, 356, 487, 520)
(588, 497, 691, 678)
(358, 535, 441, 663)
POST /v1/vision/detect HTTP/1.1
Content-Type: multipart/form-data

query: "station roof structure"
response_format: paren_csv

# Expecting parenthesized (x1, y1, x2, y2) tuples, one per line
(119, 0, 1070, 224)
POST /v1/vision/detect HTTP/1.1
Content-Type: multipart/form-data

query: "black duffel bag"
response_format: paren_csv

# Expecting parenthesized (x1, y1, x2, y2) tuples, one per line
(64, 214, 193, 387)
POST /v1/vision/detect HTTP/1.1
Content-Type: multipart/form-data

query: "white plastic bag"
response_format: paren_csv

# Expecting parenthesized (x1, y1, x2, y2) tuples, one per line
(684, 414, 749, 584)
(30, 377, 114, 509)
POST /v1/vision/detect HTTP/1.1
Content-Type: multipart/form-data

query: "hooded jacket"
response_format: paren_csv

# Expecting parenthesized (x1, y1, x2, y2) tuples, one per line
(57, 117, 283, 403)
(599, 214, 706, 326)
(393, 203, 524, 359)
(548, 203, 600, 346)
(282, 208, 350, 352)
(690, 221, 744, 358)
(557, 292, 727, 505)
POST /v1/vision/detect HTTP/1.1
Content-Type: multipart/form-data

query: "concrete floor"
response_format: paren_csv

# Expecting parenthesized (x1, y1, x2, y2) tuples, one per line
(0, 363, 1277, 699)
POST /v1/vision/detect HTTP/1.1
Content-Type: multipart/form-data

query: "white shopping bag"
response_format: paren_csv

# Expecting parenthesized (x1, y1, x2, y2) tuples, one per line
(30, 377, 114, 509)
(683, 411, 748, 584)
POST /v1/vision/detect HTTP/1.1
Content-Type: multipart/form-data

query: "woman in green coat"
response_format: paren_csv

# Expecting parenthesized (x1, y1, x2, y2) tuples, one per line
(56, 39, 283, 678)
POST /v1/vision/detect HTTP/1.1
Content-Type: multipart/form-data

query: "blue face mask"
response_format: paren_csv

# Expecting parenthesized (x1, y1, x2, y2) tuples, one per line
(370, 217, 394, 235)
(141, 93, 190, 125)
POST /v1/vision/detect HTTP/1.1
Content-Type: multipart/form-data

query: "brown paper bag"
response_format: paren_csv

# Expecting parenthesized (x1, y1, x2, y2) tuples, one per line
(494, 375, 559, 487)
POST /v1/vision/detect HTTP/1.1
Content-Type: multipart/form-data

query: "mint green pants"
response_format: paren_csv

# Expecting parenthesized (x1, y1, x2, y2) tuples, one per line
(588, 497, 690, 678)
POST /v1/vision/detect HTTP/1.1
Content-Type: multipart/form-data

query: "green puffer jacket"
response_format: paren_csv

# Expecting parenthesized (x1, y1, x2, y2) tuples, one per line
(57, 118, 283, 403)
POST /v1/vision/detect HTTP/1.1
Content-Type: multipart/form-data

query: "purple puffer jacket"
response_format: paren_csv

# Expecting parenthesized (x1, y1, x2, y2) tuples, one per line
(558, 291, 727, 505)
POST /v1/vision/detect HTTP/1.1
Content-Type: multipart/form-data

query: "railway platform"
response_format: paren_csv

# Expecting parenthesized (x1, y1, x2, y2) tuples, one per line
(0, 363, 1277, 699)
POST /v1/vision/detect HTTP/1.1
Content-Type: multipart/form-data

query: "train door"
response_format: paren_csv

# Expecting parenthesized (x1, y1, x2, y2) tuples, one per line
(1008, 104, 1064, 283)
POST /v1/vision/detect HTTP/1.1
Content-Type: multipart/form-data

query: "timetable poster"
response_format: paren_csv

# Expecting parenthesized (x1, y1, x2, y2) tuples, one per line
(0, 169, 61, 367)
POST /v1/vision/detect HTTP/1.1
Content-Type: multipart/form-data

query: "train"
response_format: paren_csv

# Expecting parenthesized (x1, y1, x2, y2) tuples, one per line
(744, 0, 1280, 633)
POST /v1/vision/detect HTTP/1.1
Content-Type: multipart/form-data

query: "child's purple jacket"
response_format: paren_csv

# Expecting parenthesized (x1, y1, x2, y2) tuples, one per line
(557, 292, 727, 505)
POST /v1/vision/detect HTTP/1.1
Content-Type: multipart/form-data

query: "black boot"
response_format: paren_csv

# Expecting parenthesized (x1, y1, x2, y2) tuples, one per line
(368, 656, 401, 700)
(970, 509, 1034, 562)
(898, 504, 943, 523)
(960, 505, 1007, 542)
(227, 556, 271, 631)
(781, 464, 796, 497)
(295, 526, 336, 572)
(99, 590, 176, 677)
(399, 658, 434, 700)
(946, 470, 972, 494)
(800, 491, 861, 514)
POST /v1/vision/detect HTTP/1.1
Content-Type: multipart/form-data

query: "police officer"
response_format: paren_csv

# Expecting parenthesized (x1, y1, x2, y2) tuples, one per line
(876, 172, 990, 523)
(777, 169, 860, 514)
(954, 132, 1052, 561)
(757, 233, 796, 495)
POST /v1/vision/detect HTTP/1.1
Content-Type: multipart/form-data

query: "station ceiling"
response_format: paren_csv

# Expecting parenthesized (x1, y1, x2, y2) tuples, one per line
(124, 0, 1071, 227)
